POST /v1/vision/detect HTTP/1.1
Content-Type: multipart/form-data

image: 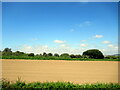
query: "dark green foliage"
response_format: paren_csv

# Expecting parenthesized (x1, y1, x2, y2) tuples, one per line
(2, 48, 12, 56)
(1, 79, 120, 89)
(82, 49, 104, 59)
(43, 52, 47, 57)
(75, 54, 82, 58)
(0, 50, 2, 58)
(48, 53, 53, 56)
(39, 54, 42, 56)
(28, 53, 34, 57)
(70, 54, 76, 58)
(60, 53, 70, 58)
(54, 53, 59, 57)
(36, 54, 39, 56)
(2, 55, 120, 61)
(1, 48, 119, 61)
(70, 54, 82, 58)
(13, 51, 24, 56)
(105, 55, 119, 59)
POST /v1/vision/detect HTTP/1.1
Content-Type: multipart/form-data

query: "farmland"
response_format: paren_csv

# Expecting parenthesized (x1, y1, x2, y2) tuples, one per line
(2, 59, 119, 84)
(2, 1, 119, 89)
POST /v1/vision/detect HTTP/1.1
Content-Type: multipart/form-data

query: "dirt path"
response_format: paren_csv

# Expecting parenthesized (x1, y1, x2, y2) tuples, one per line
(2, 59, 119, 84)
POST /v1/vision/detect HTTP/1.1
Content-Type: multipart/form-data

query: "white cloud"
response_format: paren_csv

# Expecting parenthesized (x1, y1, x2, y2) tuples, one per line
(79, 21, 92, 27)
(42, 45, 48, 48)
(99, 48, 118, 55)
(80, 44, 88, 47)
(18, 45, 50, 54)
(15, 44, 88, 55)
(59, 44, 70, 48)
(60, 44, 66, 47)
(106, 44, 118, 54)
(19, 45, 33, 53)
(102, 41, 111, 44)
(108, 44, 113, 47)
(115, 46, 118, 49)
(94, 35, 103, 38)
(15, 44, 118, 55)
(99, 49, 106, 52)
(54, 40, 65, 43)
(107, 44, 118, 49)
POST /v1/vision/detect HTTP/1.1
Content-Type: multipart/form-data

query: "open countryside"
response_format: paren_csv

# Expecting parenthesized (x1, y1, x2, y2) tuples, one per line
(1, 2, 120, 89)
(2, 59, 119, 84)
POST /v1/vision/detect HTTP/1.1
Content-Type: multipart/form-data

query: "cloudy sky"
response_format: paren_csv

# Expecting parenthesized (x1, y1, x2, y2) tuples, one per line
(2, 2, 118, 55)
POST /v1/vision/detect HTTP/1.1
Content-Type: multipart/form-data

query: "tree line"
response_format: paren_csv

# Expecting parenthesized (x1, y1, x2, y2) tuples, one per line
(0, 48, 82, 58)
(0, 48, 119, 59)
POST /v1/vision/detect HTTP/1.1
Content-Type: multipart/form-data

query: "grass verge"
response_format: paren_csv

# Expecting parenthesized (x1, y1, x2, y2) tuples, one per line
(1, 79, 120, 89)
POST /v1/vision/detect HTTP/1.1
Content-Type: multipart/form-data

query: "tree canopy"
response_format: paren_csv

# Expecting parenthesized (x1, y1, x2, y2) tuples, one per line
(82, 49, 104, 59)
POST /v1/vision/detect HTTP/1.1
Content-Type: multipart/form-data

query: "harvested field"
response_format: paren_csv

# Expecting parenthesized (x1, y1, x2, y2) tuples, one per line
(2, 59, 119, 84)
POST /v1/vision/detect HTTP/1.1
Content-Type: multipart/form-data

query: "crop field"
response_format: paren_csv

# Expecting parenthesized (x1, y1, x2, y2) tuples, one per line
(2, 59, 119, 84)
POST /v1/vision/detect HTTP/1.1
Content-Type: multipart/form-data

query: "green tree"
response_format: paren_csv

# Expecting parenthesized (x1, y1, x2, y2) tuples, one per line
(39, 54, 42, 56)
(36, 54, 39, 56)
(54, 53, 59, 57)
(43, 52, 47, 57)
(0, 50, 2, 57)
(70, 54, 76, 58)
(60, 53, 70, 58)
(28, 53, 34, 57)
(82, 49, 104, 59)
(105, 55, 118, 59)
(48, 53, 53, 56)
(2, 48, 12, 56)
(13, 51, 24, 56)
(75, 54, 82, 58)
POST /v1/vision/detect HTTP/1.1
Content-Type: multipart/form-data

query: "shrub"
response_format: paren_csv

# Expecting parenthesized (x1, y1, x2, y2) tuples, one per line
(43, 52, 47, 57)
(70, 54, 76, 58)
(75, 55, 82, 58)
(105, 56, 118, 59)
(54, 53, 59, 57)
(28, 53, 34, 57)
(60, 53, 70, 58)
(48, 53, 53, 56)
(1, 80, 120, 89)
(2, 48, 12, 56)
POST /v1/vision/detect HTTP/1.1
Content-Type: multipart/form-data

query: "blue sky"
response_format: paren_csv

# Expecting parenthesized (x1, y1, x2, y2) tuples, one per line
(2, 2, 118, 55)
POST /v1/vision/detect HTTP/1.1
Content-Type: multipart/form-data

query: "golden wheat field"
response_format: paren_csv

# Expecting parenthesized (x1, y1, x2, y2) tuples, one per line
(2, 59, 119, 84)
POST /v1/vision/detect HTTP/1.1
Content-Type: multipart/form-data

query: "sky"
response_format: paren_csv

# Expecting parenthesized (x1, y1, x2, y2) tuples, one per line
(2, 2, 118, 55)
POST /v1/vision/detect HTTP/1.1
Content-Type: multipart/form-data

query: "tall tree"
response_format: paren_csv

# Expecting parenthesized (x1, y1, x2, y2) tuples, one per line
(60, 53, 70, 58)
(43, 52, 47, 57)
(48, 53, 53, 56)
(2, 48, 12, 56)
(54, 53, 59, 57)
(82, 49, 104, 59)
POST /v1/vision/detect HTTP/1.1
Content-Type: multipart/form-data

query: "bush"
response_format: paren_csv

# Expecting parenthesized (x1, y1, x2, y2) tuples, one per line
(75, 55, 82, 58)
(2, 48, 12, 56)
(60, 53, 70, 58)
(43, 52, 47, 57)
(70, 54, 76, 58)
(13, 51, 25, 56)
(28, 53, 34, 57)
(82, 49, 104, 59)
(1, 79, 120, 89)
(105, 56, 118, 59)
(47, 53, 53, 56)
(54, 53, 59, 57)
